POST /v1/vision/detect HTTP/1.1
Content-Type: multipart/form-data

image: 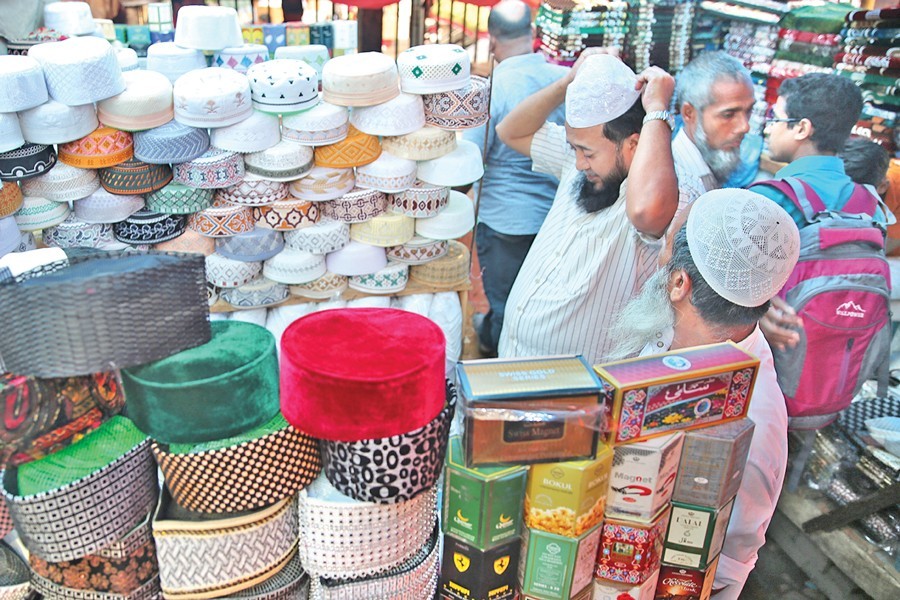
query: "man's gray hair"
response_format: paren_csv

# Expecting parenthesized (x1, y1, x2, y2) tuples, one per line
(676, 51, 752, 112)
(488, 0, 532, 41)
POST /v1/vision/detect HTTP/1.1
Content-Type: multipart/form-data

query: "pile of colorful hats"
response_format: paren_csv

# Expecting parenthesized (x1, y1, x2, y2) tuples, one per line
(0, 247, 211, 599)
(280, 308, 453, 598)
(535, 1, 630, 67)
(835, 6, 900, 156)
(626, 0, 695, 74)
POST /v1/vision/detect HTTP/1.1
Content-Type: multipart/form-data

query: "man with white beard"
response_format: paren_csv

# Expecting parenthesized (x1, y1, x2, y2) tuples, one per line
(606, 188, 801, 600)
(672, 52, 755, 207)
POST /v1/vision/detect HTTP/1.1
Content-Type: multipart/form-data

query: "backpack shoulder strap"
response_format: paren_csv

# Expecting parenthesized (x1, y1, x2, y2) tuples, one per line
(750, 176, 823, 224)
(842, 183, 878, 217)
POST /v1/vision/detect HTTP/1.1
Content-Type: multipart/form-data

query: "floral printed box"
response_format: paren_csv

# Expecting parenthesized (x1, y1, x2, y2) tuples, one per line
(595, 507, 670, 585)
(593, 342, 758, 446)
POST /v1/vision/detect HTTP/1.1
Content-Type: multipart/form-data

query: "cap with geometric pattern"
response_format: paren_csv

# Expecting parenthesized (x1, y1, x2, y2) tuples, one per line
(58, 126, 134, 169)
(22, 162, 99, 202)
(133, 118, 210, 165)
(145, 182, 213, 215)
(18, 99, 99, 145)
(314, 125, 381, 169)
(99, 157, 173, 195)
(97, 69, 174, 132)
(0, 143, 57, 181)
(0, 181, 22, 218)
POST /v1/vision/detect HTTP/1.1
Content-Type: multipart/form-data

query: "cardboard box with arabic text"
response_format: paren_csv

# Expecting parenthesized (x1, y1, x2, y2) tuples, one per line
(595, 506, 671, 585)
(594, 342, 758, 446)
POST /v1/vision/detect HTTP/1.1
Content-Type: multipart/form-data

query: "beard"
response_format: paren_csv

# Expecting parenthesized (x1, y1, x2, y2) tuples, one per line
(572, 155, 628, 214)
(604, 268, 676, 362)
(694, 120, 742, 183)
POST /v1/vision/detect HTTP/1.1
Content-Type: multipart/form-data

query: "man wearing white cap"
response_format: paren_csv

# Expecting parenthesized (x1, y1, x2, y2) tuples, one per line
(495, 50, 679, 364)
(608, 188, 801, 599)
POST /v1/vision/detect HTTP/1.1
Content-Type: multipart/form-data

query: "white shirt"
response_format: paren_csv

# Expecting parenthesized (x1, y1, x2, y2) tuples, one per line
(642, 325, 788, 600)
(498, 122, 660, 364)
(672, 127, 719, 212)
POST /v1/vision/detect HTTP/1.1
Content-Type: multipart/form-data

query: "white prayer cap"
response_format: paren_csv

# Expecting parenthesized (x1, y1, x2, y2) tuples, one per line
(686, 188, 800, 307)
(565, 54, 641, 129)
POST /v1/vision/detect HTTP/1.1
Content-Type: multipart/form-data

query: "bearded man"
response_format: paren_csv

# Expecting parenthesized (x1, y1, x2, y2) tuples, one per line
(495, 50, 679, 364)
(607, 189, 801, 600)
(674, 51, 756, 205)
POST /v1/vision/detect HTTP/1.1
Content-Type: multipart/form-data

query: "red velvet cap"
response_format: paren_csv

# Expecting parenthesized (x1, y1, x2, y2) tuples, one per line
(280, 308, 446, 441)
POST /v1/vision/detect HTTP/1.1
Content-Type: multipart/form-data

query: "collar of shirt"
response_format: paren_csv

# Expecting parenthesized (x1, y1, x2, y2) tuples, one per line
(775, 154, 846, 179)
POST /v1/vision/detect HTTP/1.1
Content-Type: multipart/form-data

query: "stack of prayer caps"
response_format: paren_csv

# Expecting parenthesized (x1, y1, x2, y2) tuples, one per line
(835, 7, 900, 154)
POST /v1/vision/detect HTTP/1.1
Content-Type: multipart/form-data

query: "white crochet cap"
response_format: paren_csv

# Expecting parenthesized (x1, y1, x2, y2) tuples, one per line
(686, 188, 800, 307)
(565, 54, 640, 128)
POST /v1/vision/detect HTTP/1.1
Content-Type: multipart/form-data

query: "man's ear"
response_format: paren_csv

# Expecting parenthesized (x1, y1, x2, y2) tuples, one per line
(669, 268, 692, 303)
(794, 118, 814, 142)
(681, 102, 696, 126)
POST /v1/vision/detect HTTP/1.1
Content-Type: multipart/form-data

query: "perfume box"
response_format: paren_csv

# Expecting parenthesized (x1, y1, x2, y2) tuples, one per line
(594, 342, 758, 445)
(457, 356, 605, 466)
(525, 443, 613, 538)
(443, 436, 527, 550)
(662, 498, 735, 570)
(654, 556, 720, 600)
(595, 507, 671, 585)
(242, 25, 265, 45)
(673, 419, 754, 508)
(440, 535, 519, 600)
(285, 22, 310, 46)
(593, 570, 659, 600)
(607, 433, 684, 522)
(519, 524, 602, 600)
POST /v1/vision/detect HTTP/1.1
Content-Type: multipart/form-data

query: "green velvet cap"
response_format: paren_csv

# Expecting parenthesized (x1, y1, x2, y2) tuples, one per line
(122, 321, 280, 444)
(17, 416, 147, 496)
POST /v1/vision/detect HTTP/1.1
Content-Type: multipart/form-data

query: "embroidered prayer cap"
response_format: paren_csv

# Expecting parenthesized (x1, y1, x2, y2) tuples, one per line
(415, 190, 475, 239)
(2, 417, 158, 562)
(355, 151, 417, 193)
(314, 125, 381, 168)
(253, 198, 321, 231)
(116, 47, 139, 72)
(0, 143, 57, 181)
(155, 228, 216, 256)
(122, 320, 280, 444)
(59, 126, 134, 169)
(173, 67, 253, 129)
(5, 27, 67, 57)
(97, 69, 175, 132)
(216, 227, 285, 262)
(348, 261, 410, 295)
(566, 54, 641, 128)
(13, 195, 70, 232)
(282, 101, 349, 147)
(280, 308, 446, 441)
(397, 44, 471, 94)
(113, 210, 187, 245)
(423, 75, 490, 130)
(381, 125, 457, 161)
(224, 549, 309, 598)
(205, 252, 262, 288)
(100, 157, 173, 195)
(321, 187, 387, 224)
(283, 218, 348, 255)
(325, 239, 388, 276)
(297, 474, 438, 579)
(350, 212, 415, 247)
(153, 492, 298, 598)
(263, 247, 326, 285)
(387, 236, 448, 265)
(0, 181, 22, 217)
(174, 5, 244, 50)
(134, 119, 210, 165)
(211, 110, 282, 154)
(152, 413, 319, 513)
(145, 182, 213, 215)
(0, 113, 24, 153)
(188, 202, 254, 237)
(409, 239, 469, 288)
(322, 52, 400, 107)
(0, 250, 211, 377)
(290, 271, 348, 300)
(350, 92, 426, 137)
(213, 43, 269, 74)
(43, 1, 96, 36)
(74, 187, 144, 224)
(244, 140, 315, 182)
(172, 148, 245, 189)
(22, 164, 98, 205)
(275, 44, 330, 85)
(18, 99, 99, 145)
(219, 275, 290, 308)
(288, 166, 355, 202)
(0, 55, 49, 112)
(388, 180, 449, 218)
(686, 188, 801, 308)
(247, 58, 320, 114)
(146, 41, 206, 84)
(416, 139, 483, 186)
(28, 36, 126, 105)
(43, 215, 118, 250)
(217, 173, 289, 207)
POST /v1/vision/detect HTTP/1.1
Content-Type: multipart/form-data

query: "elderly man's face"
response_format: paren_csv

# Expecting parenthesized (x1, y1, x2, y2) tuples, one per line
(697, 79, 755, 152)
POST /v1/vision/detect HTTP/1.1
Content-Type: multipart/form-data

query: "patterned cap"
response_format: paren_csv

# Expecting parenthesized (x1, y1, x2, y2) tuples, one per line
(146, 41, 207, 85)
(74, 188, 144, 224)
(216, 227, 285, 262)
(289, 166, 355, 202)
(173, 148, 245, 189)
(189, 201, 255, 237)
(282, 101, 349, 147)
(5, 27, 67, 57)
(22, 162, 100, 202)
(205, 252, 263, 288)
(356, 151, 418, 193)
(314, 126, 381, 169)
(350, 212, 415, 247)
(99, 157, 173, 195)
(0, 113, 24, 153)
(416, 139, 483, 187)
(283, 218, 349, 255)
(386, 236, 448, 265)
(321, 187, 387, 224)
(275, 44, 330, 84)
(289, 271, 348, 299)
(381, 125, 456, 161)
(409, 239, 469, 287)
(27, 36, 126, 105)
(212, 43, 269, 74)
(219, 275, 290, 309)
(0, 143, 57, 181)
(210, 110, 282, 154)
(43, 214, 118, 250)
(155, 228, 216, 256)
(134, 119, 210, 165)
(218, 174, 289, 207)
(423, 75, 490, 130)
(253, 199, 321, 231)
(350, 92, 426, 137)
(0, 181, 23, 218)
(173, 67, 253, 129)
(244, 140, 315, 182)
(322, 52, 400, 107)
(0, 55, 49, 112)
(388, 180, 449, 218)
(566, 54, 640, 128)
(59, 126, 134, 169)
(397, 44, 470, 94)
(97, 69, 175, 132)
(13, 194, 70, 232)
(248, 59, 320, 114)
(113, 209, 188, 245)
(263, 247, 327, 284)
(18, 99, 99, 145)
(145, 182, 214, 215)
(348, 261, 410, 295)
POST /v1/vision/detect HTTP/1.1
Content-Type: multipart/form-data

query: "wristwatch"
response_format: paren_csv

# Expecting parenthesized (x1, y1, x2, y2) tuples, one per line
(643, 110, 675, 131)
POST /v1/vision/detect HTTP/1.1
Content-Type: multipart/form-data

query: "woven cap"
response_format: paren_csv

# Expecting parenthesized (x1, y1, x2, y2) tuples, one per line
(0, 181, 23, 218)
(27, 37, 125, 106)
(0, 113, 24, 153)
(59, 126, 134, 169)
(566, 54, 640, 128)
(43, 215, 118, 250)
(134, 119, 210, 165)
(289, 166, 355, 202)
(22, 162, 99, 202)
(97, 70, 174, 132)
(113, 210, 187, 245)
(74, 188, 144, 224)
(247, 59, 320, 114)
(0, 143, 57, 181)
(145, 182, 214, 215)
(14, 195, 70, 232)
(282, 102, 349, 147)
(244, 140, 314, 182)
(173, 67, 253, 128)
(216, 227, 285, 262)
(173, 148, 245, 189)
(0, 55, 49, 113)
(18, 99, 99, 145)
(210, 110, 282, 154)
(99, 157, 173, 195)
(314, 126, 381, 169)
(220, 275, 290, 308)
(263, 247, 327, 285)
(685, 188, 800, 307)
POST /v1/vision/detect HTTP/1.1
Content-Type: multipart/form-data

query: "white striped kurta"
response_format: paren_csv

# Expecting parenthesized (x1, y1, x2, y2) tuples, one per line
(498, 122, 660, 365)
(671, 127, 719, 215)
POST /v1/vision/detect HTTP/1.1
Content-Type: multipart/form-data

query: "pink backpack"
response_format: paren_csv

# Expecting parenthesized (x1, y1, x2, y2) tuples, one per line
(750, 177, 891, 424)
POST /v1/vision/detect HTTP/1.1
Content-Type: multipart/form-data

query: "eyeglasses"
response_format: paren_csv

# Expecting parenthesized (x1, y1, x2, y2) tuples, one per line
(765, 107, 801, 124)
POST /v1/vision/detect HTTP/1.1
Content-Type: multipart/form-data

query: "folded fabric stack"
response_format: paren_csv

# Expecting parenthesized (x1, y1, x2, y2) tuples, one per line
(535, 1, 629, 67)
(626, 0, 694, 74)
(0, 247, 212, 600)
(770, 3, 847, 86)
(690, 7, 727, 58)
(836, 7, 900, 156)
(280, 308, 452, 599)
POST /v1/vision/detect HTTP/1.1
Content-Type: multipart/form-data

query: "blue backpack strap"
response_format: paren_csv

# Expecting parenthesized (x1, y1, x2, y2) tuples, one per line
(749, 177, 822, 225)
